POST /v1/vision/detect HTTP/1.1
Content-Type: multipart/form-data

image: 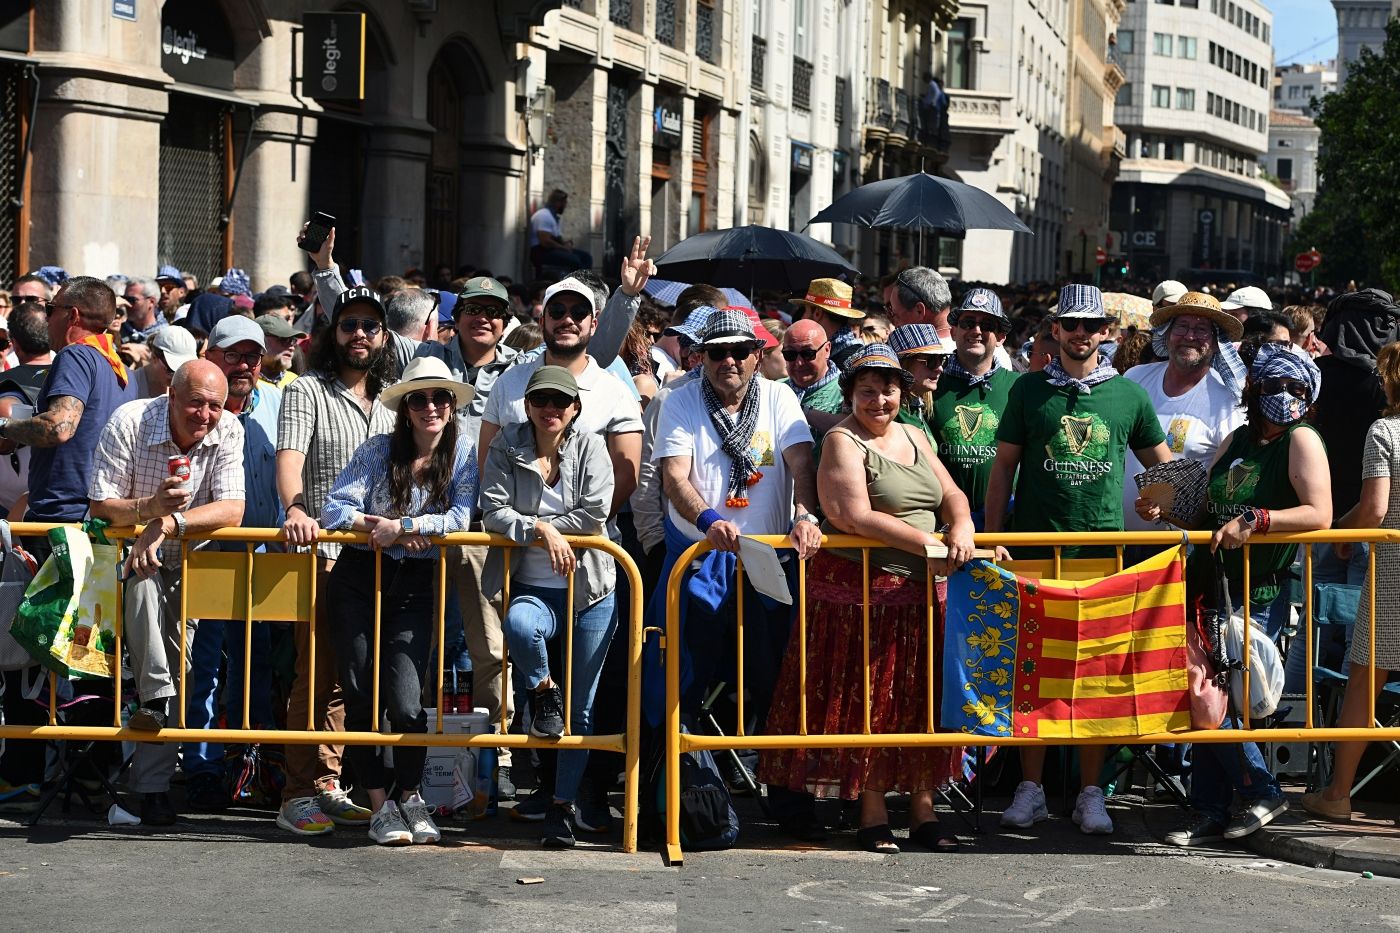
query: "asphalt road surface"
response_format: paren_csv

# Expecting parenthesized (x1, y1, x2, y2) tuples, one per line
(2, 788, 1397, 932)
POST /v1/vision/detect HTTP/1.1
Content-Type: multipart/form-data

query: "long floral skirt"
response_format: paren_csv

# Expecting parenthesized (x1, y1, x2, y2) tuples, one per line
(758, 551, 963, 800)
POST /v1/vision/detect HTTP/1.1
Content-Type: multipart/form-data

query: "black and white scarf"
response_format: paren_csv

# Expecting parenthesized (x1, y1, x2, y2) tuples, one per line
(702, 374, 763, 505)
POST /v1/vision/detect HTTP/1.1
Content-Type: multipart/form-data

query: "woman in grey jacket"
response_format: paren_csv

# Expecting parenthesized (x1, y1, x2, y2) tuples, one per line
(481, 365, 617, 847)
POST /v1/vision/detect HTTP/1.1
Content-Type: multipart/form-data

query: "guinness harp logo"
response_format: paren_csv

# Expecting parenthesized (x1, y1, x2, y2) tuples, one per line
(955, 404, 985, 442)
(1060, 414, 1095, 457)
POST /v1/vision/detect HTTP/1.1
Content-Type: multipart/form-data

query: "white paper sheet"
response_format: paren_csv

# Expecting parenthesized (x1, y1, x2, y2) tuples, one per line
(737, 536, 793, 606)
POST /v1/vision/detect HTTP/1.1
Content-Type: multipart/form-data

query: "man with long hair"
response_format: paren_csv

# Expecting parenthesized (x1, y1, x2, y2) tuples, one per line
(273, 285, 396, 837)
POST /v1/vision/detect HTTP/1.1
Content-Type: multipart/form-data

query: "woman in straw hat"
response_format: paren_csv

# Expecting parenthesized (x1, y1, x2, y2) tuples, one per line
(321, 356, 479, 848)
(760, 344, 973, 854)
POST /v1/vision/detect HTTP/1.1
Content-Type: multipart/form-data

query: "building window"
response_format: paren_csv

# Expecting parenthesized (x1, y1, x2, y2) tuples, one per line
(1277, 138, 1292, 147)
(947, 18, 974, 89)
(1118, 29, 1135, 53)
(1277, 157, 1293, 181)
(751, 36, 766, 90)
(655, 0, 677, 46)
(1152, 85, 1171, 107)
(1153, 32, 1173, 55)
(792, 57, 813, 112)
(1178, 36, 1197, 59)
(1116, 82, 1132, 105)
(695, 0, 716, 64)
(793, 0, 809, 60)
(1177, 88, 1195, 109)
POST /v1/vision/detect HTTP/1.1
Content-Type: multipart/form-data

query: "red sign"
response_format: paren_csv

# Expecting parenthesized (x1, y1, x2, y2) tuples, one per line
(1295, 249, 1322, 274)
(1094, 247, 1107, 266)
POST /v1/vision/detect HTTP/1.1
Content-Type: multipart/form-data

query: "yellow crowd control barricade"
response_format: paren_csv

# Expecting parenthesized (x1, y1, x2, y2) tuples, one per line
(0, 523, 644, 853)
(662, 529, 1400, 865)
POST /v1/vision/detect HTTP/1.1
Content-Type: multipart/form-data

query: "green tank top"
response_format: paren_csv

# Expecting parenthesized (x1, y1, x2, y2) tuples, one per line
(822, 425, 944, 578)
(1205, 421, 1318, 606)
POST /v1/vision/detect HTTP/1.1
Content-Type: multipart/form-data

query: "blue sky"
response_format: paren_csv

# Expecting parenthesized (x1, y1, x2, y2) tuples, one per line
(1268, 0, 1339, 64)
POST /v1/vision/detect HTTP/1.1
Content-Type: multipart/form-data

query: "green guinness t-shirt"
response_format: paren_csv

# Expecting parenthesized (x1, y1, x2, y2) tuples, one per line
(996, 372, 1165, 558)
(931, 367, 1019, 511)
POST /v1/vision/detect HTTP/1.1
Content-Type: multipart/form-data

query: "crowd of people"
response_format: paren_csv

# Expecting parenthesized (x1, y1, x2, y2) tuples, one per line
(0, 231, 1396, 856)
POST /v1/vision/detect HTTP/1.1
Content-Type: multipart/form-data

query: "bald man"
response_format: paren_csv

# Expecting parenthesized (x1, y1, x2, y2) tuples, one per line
(89, 359, 246, 826)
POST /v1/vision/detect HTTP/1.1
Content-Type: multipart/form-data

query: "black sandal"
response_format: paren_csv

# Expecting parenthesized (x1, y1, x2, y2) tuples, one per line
(909, 820, 961, 852)
(856, 824, 901, 853)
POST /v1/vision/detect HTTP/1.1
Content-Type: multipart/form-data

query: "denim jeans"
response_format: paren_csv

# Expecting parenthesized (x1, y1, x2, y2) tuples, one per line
(182, 619, 275, 779)
(1189, 716, 1282, 823)
(1284, 542, 1368, 693)
(503, 583, 617, 803)
(329, 548, 437, 793)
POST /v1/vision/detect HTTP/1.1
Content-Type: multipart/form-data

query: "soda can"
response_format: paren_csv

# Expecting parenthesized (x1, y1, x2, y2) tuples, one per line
(168, 454, 191, 482)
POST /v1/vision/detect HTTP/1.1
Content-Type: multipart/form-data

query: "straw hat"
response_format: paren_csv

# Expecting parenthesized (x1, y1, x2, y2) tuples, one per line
(1149, 291, 1244, 342)
(379, 356, 475, 412)
(791, 278, 864, 319)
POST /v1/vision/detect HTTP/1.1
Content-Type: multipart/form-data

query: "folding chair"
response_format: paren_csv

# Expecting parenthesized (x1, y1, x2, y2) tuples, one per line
(1309, 581, 1400, 794)
(26, 677, 130, 826)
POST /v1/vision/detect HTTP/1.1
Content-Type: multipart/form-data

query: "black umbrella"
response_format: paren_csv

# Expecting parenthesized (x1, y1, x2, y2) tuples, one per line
(652, 225, 859, 294)
(808, 172, 1032, 236)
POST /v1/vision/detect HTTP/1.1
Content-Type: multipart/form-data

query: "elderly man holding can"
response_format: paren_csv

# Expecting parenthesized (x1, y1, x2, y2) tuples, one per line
(87, 359, 247, 826)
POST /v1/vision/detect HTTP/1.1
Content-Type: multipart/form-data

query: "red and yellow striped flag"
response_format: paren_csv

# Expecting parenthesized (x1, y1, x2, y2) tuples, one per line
(942, 547, 1191, 738)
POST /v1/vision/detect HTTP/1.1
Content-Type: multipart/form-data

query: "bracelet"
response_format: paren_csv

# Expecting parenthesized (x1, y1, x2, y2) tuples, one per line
(287, 502, 307, 516)
(1256, 508, 1271, 534)
(696, 509, 723, 534)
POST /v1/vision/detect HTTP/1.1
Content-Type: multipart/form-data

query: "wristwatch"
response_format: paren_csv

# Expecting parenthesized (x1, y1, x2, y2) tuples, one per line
(794, 513, 820, 528)
(400, 516, 416, 534)
(0, 417, 9, 439)
(171, 511, 187, 539)
(1240, 508, 1260, 529)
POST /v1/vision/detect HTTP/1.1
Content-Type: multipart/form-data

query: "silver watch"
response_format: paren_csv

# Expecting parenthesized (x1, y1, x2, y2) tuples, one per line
(794, 513, 820, 527)
(171, 511, 187, 539)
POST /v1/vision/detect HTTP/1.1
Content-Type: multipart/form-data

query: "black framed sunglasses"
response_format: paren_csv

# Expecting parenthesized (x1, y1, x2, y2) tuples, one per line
(1260, 376, 1310, 400)
(955, 315, 1007, 333)
(405, 389, 456, 411)
(781, 342, 828, 362)
(526, 391, 576, 410)
(707, 345, 756, 362)
(546, 302, 593, 322)
(338, 317, 384, 336)
(43, 300, 79, 318)
(1057, 318, 1108, 333)
(458, 300, 510, 322)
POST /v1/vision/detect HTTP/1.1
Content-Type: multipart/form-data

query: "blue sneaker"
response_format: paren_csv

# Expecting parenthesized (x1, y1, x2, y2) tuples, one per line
(0, 779, 39, 806)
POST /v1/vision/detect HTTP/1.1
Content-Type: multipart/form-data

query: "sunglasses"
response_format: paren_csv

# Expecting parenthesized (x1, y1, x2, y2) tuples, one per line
(1057, 318, 1108, 333)
(707, 345, 756, 362)
(645, 330, 664, 341)
(405, 389, 456, 411)
(219, 350, 262, 367)
(338, 317, 384, 336)
(904, 353, 947, 368)
(458, 301, 510, 322)
(781, 342, 828, 362)
(546, 302, 593, 322)
(526, 391, 576, 409)
(955, 315, 1006, 333)
(1260, 376, 1310, 400)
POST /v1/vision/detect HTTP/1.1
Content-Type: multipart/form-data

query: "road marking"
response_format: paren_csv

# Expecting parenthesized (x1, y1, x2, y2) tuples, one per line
(788, 880, 1168, 927)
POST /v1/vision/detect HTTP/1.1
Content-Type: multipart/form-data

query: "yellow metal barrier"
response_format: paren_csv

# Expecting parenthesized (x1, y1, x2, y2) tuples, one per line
(662, 529, 1400, 865)
(0, 523, 644, 853)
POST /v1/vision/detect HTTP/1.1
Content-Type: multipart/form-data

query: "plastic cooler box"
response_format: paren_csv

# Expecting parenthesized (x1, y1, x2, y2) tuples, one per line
(419, 708, 491, 812)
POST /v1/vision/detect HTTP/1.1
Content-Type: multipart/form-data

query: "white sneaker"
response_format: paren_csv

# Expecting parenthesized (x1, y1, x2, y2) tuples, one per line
(368, 800, 413, 846)
(1073, 786, 1115, 835)
(399, 792, 442, 845)
(1001, 781, 1049, 828)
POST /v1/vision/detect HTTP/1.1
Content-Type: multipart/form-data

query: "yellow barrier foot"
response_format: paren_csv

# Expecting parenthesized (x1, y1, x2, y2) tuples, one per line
(664, 843, 684, 867)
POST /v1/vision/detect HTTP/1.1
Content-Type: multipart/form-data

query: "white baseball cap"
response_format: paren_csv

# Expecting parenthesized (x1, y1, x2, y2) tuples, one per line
(1152, 280, 1188, 306)
(1220, 285, 1272, 314)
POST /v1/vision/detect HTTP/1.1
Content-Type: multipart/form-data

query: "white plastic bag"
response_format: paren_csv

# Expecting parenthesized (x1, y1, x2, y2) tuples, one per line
(1224, 612, 1284, 720)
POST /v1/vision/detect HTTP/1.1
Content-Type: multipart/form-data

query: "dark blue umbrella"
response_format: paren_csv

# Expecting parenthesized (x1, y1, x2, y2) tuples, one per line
(808, 172, 1032, 236)
(652, 225, 859, 294)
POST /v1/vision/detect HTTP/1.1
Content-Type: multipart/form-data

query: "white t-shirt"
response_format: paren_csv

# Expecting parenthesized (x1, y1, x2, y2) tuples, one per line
(484, 355, 643, 438)
(515, 477, 569, 589)
(1122, 361, 1245, 530)
(652, 377, 814, 541)
(529, 207, 563, 249)
(649, 345, 677, 381)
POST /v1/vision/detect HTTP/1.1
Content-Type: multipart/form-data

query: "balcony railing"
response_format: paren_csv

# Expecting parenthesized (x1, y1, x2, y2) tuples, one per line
(793, 57, 813, 112)
(834, 76, 847, 124)
(893, 87, 911, 137)
(867, 77, 894, 130)
(656, 0, 677, 47)
(751, 37, 766, 91)
(696, 1, 716, 64)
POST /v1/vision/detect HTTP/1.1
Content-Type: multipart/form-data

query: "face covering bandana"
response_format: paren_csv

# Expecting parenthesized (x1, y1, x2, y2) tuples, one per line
(1259, 391, 1308, 425)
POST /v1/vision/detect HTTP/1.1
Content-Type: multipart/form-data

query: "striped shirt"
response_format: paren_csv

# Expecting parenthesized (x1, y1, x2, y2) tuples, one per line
(278, 370, 395, 558)
(88, 395, 246, 565)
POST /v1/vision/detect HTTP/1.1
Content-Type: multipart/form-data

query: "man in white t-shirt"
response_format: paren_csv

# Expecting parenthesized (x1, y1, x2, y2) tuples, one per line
(528, 189, 592, 272)
(653, 307, 822, 836)
(1123, 291, 1246, 530)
